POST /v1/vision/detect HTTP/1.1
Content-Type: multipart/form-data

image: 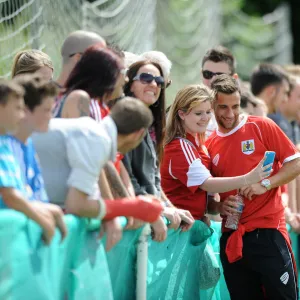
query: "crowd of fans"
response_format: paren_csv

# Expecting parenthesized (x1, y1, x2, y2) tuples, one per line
(1, 30, 300, 299)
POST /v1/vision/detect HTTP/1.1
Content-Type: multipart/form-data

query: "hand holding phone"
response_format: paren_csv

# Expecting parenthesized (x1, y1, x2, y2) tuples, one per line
(263, 151, 276, 172)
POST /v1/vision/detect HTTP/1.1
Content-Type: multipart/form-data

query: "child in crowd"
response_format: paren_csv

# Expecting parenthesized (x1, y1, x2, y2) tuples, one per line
(0, 79, 66, 244)
(9, 74, 57, 203)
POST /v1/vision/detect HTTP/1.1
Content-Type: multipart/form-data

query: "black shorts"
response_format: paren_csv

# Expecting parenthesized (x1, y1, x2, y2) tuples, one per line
(220, 229, 298, 300)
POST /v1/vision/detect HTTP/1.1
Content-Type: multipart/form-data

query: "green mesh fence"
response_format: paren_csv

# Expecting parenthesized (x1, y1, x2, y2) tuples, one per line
(2, 210, 297, 299)
(0, 210, 113, 300)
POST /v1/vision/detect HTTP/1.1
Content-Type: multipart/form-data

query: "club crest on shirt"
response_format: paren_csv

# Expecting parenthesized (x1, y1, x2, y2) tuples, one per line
(241, 139, 255, 155)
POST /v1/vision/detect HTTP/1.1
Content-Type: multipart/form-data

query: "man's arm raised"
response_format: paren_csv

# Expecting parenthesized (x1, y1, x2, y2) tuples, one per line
(241, 158, 300, 200)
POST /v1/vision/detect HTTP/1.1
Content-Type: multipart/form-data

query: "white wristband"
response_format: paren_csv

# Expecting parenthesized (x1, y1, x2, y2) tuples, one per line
(97, 198, 106, 220)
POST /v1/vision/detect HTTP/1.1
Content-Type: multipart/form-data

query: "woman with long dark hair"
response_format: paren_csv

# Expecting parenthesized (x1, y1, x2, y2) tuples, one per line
(124, 60, 165, 161)
(122, 60, 195, 241)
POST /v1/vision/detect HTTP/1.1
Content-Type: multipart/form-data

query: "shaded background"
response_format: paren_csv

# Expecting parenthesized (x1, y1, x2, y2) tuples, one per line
(0, 0, 299, 102)
(242, 0, 300, 64)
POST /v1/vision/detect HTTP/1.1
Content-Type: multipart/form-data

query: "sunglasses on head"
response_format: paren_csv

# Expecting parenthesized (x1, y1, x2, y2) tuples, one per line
(133, 73, 165, 88)
(202, 70, 225, 80)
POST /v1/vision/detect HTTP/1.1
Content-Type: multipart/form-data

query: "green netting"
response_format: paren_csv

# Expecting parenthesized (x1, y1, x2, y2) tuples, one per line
(147, 221, 219, 300)
(0, 210, 113, 300)
(3, 210, 298, 300)
(105, 225, 144, 300)
(106, 220, 223, 300)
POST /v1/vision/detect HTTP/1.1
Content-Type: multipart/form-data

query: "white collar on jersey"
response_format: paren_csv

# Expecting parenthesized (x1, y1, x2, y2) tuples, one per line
(216, 114, 248, 137)
(101, 116, 118, 161)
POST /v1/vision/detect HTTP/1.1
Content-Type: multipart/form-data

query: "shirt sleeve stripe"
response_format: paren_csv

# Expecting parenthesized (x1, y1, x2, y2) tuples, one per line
(168, 160, 177, 179)
(180, 139, 192, 165)
(182, 140, 196, 163)
(187, 143, 197, 160)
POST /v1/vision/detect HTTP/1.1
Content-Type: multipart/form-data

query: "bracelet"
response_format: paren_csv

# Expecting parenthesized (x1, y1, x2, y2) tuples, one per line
(96, 198, 106, 220)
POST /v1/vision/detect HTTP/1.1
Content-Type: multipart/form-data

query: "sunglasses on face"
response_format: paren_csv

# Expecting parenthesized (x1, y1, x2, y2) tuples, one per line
(133, 73, 165, 88)
(202, 70, 225, 80)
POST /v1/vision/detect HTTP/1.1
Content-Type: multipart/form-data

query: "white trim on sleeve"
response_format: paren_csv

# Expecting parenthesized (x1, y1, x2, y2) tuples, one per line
(187, 158, 211, 187)
(283, 153, 300, 164)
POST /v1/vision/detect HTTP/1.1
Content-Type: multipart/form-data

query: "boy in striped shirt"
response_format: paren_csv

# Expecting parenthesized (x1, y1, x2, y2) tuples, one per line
(0, 79, 66, 244)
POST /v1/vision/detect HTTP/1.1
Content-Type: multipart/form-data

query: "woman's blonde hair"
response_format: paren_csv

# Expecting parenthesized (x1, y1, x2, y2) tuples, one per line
(11, 49, 53, 78)
(164, 84, 214, 146)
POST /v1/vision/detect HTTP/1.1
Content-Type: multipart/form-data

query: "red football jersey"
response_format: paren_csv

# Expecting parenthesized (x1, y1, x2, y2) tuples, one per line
(206, 115, 299, 218)
(161, 133, 212, 219)
(206, 115, 300, 262)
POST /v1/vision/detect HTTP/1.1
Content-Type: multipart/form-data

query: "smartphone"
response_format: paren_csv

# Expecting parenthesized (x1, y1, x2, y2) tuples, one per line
(263, 151, 276, 172)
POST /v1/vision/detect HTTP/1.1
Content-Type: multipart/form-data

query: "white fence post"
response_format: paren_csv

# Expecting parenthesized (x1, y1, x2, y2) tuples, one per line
(136, 223, 151, 300)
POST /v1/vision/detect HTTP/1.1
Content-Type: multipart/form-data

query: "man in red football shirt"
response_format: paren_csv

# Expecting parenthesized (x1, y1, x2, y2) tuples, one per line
(206, 74, 300, 300)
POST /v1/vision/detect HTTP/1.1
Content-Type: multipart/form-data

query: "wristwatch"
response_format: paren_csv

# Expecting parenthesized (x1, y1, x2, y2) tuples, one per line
(261, 179, 272, 191)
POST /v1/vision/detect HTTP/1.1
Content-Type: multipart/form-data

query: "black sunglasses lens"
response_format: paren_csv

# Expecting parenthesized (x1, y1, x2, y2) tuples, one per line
(139, 73, 154, 83)
(139, 73, 165, 87)
(155, 77, 165, 87)
(202, 70, 214, 80)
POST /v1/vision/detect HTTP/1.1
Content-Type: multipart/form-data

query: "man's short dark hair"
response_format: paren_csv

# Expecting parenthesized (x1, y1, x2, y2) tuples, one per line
(250, 63, 289, 96)
(202, 46, 236, 75)
(110, 97, 153, 135)
(211, 74, 240, 97)
(0, 79, 24, 105)
(14, 74, 58, 111)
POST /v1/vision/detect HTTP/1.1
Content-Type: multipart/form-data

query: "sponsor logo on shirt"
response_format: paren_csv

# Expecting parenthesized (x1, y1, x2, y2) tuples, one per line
(280, 272, 289, 285)
(241, 139, 255, 155)
(212, 154, 220, 166)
